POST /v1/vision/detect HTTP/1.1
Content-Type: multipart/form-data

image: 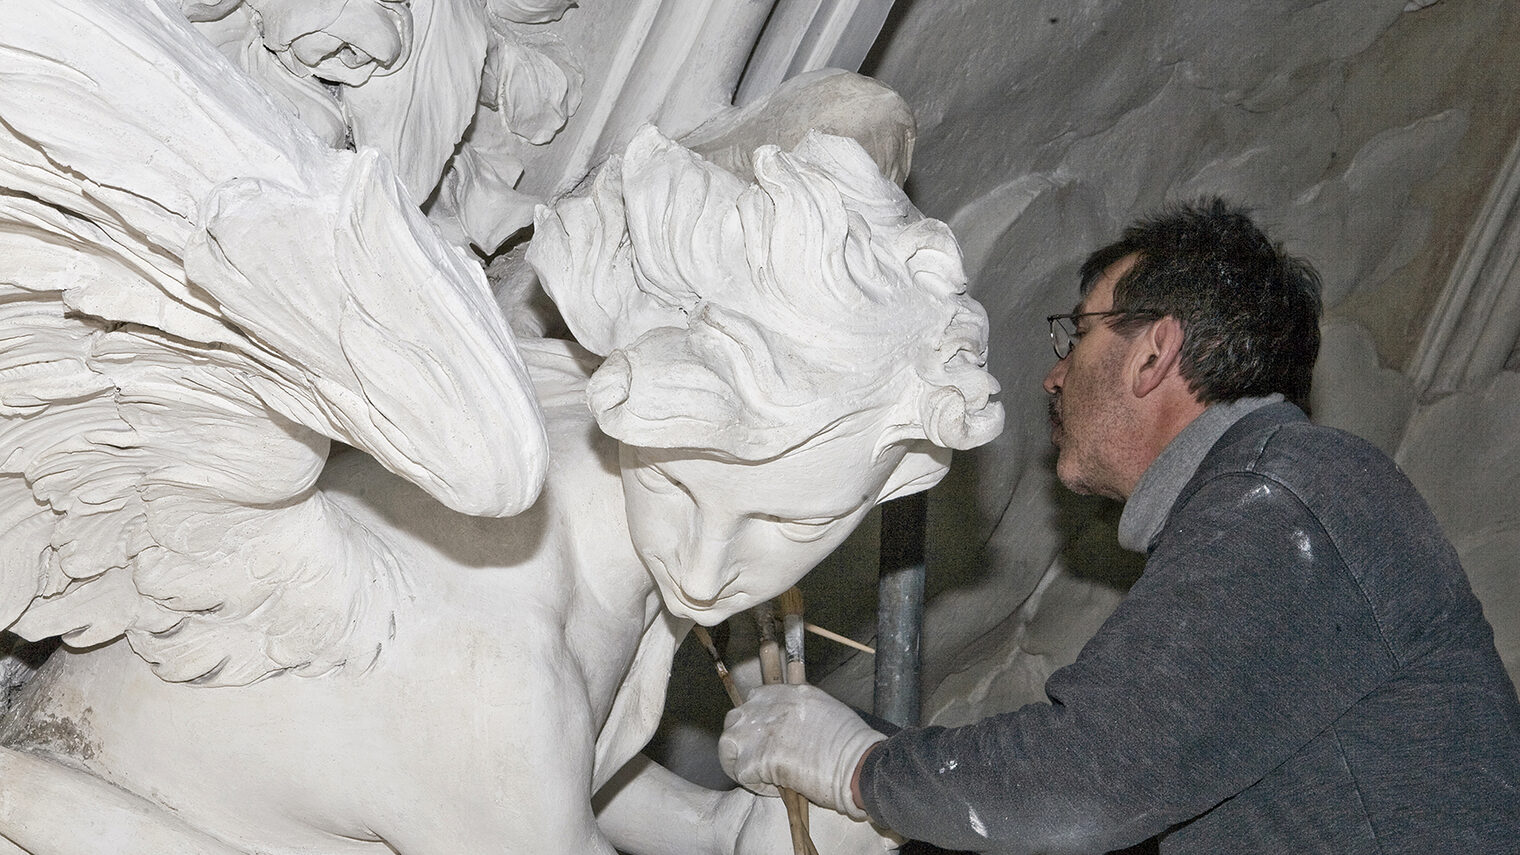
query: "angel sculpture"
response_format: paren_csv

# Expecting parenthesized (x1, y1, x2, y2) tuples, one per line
(0, 0, 1004, 853)
(178, 0, 584, 251)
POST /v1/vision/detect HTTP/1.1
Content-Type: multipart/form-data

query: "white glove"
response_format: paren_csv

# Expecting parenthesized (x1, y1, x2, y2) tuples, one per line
(718, 684, 887, 820)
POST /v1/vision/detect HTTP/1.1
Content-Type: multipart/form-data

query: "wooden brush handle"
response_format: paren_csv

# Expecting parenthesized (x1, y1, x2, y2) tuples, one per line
(754, 600, 819, 855)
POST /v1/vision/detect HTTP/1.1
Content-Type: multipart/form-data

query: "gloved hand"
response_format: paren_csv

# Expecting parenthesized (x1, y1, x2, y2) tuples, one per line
(718, 684, 887, 821)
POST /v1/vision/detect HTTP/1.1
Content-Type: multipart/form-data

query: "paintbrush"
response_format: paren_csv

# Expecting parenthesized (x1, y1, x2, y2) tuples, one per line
(690, 624, 745, 709)
(779, 587, 807, 686)
(751, 599, 819, 855)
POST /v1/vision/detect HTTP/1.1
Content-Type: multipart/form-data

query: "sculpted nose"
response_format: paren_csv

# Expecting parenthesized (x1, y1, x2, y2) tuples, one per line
(676, 536, 739, 604)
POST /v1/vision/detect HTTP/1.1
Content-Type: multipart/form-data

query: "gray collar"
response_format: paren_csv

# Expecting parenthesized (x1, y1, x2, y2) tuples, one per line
(1116, 394, 1283, 553)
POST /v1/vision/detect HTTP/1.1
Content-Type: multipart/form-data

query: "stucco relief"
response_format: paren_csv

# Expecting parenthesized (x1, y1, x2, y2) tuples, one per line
(182, 0, 582, 251)
(0, 0, 999, 852)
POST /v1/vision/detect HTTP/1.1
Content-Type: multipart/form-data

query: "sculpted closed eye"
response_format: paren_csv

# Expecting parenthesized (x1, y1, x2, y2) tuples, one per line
(632, 464, 690, 497)
(753, 513, 846, 543)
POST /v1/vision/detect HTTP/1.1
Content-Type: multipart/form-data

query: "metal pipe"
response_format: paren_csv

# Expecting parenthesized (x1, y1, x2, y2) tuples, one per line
(874, 490, 925, 729)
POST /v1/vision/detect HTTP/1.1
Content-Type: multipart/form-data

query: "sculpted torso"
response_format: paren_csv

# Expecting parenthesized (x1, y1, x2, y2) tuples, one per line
(2, 341, 680, 853)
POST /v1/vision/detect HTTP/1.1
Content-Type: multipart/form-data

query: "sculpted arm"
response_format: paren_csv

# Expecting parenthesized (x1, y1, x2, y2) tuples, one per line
(596, 754, 896, 855)
(594, 754, 734, 855)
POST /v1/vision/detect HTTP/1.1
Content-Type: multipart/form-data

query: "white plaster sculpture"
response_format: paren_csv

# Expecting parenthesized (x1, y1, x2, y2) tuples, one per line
(179, 0, 584, 252)
(0, 1, 1002, 852)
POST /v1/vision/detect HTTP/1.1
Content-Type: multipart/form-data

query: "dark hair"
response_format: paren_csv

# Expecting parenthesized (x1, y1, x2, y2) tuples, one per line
(1080, 197, 1322, 406)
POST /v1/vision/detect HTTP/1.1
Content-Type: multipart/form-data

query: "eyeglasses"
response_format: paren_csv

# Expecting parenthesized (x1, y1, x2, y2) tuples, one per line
(1045, 310, 1134, 359)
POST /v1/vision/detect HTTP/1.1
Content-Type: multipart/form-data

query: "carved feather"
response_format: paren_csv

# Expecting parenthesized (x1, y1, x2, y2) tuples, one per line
(0, 0, 548, 685)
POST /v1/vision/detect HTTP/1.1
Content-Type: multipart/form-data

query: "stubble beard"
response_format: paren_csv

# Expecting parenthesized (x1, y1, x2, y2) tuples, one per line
(1049, 389, 1128, 500)
(1049, 391, 1094, 495)
(1047, 393, 1063, 445)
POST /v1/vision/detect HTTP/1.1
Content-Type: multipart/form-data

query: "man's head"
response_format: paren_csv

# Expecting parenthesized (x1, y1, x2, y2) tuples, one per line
(1080, 198, 1322, 406)
(1044, 199, 1322, 499)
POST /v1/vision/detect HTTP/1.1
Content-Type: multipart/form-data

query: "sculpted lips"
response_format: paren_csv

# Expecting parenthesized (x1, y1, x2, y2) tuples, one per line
(644, 551, 741, 620)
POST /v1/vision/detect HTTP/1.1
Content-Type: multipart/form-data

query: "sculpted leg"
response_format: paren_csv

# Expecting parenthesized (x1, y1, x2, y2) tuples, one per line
(0, 747, 245, 855)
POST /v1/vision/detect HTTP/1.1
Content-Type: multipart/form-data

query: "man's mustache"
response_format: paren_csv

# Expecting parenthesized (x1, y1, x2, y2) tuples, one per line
(1047, 394, 1062, 428)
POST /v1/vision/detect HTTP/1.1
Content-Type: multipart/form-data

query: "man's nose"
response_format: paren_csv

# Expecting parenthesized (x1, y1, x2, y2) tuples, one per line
(1043, 357, 1067, 395)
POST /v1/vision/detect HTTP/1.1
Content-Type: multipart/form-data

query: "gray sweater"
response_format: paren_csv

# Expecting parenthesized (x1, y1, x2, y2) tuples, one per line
(859, 402, 1520, 853)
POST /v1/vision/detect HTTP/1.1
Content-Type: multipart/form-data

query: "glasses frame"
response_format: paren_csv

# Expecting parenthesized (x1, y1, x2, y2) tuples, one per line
(1045, 310, 1137, 359)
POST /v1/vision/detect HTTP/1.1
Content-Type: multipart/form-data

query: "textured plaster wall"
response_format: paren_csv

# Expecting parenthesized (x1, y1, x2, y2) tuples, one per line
(809, 0, 1520, 724)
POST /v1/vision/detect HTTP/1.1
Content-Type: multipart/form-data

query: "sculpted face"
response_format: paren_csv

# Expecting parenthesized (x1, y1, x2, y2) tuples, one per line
(538, 127, 1004, 622)
(1043, 255, 1140, 500)
(245, 0, 413, 86)
(621, 419, 909, 625)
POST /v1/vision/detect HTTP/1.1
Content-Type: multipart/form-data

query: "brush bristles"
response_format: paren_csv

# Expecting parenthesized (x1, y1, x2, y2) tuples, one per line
(778, 586, 804, 617)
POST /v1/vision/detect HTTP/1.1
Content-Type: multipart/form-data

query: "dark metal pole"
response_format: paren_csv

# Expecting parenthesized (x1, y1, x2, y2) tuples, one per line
(874, 490, 925, 728)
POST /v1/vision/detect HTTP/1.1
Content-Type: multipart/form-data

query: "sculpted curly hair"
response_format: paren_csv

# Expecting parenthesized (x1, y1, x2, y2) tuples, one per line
(531, 126, 1003, 461)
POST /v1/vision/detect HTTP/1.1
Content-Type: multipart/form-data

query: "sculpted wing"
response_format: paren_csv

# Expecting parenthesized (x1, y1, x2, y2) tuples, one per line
(0, 0, 548, 685)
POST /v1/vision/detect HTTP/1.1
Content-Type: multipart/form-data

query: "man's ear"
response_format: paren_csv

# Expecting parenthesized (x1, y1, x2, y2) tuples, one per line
(1130, 316, 1185, 398)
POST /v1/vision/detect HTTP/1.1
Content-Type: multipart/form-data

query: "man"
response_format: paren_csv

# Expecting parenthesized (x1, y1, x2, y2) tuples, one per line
(719, 199, 1520, 853)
